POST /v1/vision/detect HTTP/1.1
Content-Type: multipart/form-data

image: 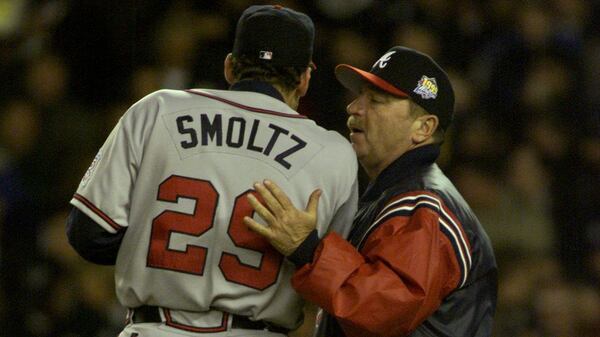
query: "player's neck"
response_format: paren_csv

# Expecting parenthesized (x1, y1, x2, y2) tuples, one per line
(274, 84, 300, 110)
(284, 94, 300, 110)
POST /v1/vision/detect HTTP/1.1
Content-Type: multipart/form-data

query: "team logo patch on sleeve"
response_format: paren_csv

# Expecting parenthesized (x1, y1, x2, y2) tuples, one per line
(80, 151, 102, 187)
(413, 75, 438, 99)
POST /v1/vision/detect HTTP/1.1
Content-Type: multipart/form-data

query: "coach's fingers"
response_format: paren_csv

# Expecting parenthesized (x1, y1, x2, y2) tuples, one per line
(247, 193, 277, 225)
(243, 216, 273, 239)
(306, 189, 321, 216)
(263, 180, 294, 211)
(253, 182, 284, 217)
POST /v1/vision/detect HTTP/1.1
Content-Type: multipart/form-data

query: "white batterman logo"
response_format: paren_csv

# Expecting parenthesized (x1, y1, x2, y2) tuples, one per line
(259, 50, 273, 60)
(373, 51, 396, 69)
(413, 75, 438, 99)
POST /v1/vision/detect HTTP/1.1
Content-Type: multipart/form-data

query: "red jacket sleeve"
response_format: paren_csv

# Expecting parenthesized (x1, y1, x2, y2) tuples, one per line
(291, 192, 469, 337)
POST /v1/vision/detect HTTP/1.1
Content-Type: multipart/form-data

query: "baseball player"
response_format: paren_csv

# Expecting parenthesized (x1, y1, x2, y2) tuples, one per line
(66, 5, 358, 337)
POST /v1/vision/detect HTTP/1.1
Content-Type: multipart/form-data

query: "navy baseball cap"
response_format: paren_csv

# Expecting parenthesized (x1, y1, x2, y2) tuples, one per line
(232, 5, 315, 68)
(335, 46, 455, 131)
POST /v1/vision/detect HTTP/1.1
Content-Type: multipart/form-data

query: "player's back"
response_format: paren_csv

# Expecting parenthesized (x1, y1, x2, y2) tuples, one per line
(114, 89, 358, 328)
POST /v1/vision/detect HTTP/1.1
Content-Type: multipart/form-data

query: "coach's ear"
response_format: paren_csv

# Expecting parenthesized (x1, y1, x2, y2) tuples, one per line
(224, 53, 235, 85)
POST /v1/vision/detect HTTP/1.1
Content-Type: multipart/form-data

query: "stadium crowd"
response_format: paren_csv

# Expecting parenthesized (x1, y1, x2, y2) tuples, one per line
(0, 0, 598, 336)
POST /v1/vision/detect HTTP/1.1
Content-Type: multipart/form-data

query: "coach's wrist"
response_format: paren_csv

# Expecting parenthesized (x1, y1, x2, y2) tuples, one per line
(287, 229, 320, 267)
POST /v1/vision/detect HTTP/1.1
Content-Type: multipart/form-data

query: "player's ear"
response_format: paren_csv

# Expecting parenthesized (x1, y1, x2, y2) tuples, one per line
(224, 53, 235, 85)
(296, 66, 312, 97)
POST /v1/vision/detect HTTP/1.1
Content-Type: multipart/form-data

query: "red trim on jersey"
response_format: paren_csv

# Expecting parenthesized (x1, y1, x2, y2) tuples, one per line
(164, 309, 229, 333)
(73, 193, 123, 230)
(185, 89, 308, 119)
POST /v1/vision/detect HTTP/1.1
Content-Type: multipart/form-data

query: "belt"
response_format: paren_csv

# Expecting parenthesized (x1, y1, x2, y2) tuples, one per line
(130, 305, 289, 334)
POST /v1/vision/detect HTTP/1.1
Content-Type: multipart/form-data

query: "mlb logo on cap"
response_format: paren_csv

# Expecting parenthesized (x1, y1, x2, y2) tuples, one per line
(259, 51, 273, 60)
(232, 5, 315, 67)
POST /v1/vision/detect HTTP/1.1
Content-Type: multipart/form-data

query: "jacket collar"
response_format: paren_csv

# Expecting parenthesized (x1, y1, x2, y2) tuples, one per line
(361, 144, 441, 202)
(229, 80, 285, 103)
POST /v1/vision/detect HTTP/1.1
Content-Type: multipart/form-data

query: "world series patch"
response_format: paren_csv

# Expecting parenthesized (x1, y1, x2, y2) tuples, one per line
(414, 75, 438, 99)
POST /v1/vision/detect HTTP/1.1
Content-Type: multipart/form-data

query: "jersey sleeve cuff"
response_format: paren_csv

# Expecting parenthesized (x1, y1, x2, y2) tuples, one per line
(288, 229, 320, 267)
(70, 194, 123, 233)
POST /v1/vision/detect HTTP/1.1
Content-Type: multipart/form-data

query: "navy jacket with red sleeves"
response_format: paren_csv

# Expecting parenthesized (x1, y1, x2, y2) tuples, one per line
(288, 144, 497, 337)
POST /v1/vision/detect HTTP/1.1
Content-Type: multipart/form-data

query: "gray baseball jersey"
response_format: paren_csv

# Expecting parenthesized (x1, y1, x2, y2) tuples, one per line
(70, 88, 358, 329)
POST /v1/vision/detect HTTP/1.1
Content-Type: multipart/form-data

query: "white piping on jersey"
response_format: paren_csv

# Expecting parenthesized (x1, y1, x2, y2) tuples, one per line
(358, 194, 472, 288)
(372, 194, 472, 267)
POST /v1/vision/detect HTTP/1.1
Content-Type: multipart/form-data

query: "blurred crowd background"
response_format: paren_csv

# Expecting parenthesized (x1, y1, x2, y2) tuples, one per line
(0, 0, 598, 336)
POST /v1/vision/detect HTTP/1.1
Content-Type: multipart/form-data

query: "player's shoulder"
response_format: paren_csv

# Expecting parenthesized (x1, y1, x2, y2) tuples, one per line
(309, 126, 352, 149)
(135, 89, 193, 105)
(125, 89, 212, 118)
(313, 128, 357, 167)
(332, 133, 357, 163)
(323, 130, 353, 150)
(125, 89, 179, 111)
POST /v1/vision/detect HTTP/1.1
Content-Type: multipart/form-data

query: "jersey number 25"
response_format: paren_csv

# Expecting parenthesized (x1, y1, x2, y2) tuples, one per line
(147, 175, 282, 290)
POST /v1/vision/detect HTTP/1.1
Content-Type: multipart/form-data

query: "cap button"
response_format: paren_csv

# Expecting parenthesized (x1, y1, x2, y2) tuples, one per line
(273, 4, 283, 9)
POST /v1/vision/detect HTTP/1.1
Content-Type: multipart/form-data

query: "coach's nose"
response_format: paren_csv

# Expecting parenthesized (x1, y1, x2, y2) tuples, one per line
(346, 93, 365, 117)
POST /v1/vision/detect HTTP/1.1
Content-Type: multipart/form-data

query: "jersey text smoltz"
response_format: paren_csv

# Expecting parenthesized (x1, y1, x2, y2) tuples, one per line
(175, 113, 307, 170)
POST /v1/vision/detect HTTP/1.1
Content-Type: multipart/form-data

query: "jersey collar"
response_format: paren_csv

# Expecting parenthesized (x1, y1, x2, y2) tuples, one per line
(229, 80, 286, 103)
(361, 144, 441, 202)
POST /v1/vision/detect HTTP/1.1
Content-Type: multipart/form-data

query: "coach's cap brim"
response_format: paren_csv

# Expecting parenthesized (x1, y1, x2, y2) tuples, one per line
(334, 64, 410, 98)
